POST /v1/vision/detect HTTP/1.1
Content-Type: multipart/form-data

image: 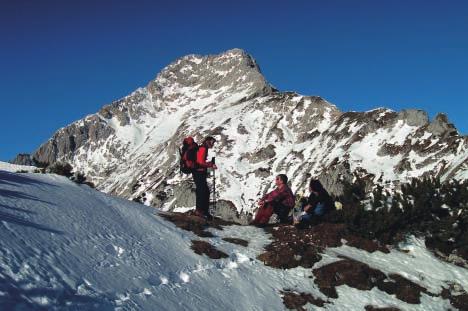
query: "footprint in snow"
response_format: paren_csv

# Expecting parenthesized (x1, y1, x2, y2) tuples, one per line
(104, 244, 125, 257)
(179, 271, 190, 283)
(225, 252, 251, 269)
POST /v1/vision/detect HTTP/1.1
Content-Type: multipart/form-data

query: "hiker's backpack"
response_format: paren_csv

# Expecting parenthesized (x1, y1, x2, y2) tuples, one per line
(179, 137, 199, 174)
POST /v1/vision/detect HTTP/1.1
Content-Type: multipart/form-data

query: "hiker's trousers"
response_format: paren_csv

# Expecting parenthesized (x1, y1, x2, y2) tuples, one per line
(192, 171, 210, 214)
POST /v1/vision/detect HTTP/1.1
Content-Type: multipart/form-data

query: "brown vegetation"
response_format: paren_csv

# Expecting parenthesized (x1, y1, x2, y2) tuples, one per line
(190, 240, 228, 259)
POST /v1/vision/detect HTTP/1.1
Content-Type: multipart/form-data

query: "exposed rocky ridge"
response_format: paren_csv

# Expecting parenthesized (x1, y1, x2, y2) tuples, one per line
(15, 48, 468, 215)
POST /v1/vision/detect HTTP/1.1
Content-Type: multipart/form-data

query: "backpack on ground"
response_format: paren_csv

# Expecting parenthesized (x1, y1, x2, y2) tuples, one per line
(179, 137, 199, 174)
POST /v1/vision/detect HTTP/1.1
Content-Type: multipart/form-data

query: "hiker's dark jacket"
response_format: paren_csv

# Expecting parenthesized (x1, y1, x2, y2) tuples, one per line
(305, 191, 333, 216)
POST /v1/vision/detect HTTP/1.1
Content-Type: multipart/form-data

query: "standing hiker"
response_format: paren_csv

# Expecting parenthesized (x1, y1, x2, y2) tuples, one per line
(192, 136, 217, 220)
(294, 179, 333, 228)
(251, 174, 295, 225)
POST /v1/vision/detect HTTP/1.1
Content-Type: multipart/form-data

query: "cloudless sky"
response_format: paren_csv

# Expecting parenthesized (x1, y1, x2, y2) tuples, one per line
(1, 0, 467, 161)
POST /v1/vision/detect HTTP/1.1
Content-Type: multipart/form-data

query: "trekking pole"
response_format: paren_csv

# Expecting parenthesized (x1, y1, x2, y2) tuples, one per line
(211, 157, 216, 213)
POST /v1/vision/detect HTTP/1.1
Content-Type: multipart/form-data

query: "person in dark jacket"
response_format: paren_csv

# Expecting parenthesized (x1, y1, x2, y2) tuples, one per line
(192, 136, 217, 220)
(251, 174, 295, 225)
(294, 179, 333, 227)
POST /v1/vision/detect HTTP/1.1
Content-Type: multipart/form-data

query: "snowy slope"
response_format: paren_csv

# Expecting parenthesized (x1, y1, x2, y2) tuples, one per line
(1, 169, 468, 310)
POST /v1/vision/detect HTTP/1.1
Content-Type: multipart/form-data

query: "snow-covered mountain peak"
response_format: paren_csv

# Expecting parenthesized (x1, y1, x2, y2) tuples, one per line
(148, 48, 272, 106)
(14, 49, 468, 219)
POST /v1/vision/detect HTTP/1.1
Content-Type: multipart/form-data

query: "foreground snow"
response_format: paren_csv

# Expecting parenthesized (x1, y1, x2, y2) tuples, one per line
(0, 170, 467, 310)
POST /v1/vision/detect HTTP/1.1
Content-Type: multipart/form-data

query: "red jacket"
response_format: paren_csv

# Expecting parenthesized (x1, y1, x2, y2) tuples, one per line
(195, 145, 214, 172)
(262, 184, 295, 209)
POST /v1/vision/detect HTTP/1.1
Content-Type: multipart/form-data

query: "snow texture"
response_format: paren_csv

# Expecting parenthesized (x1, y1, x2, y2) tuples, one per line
(1, 168, 467, 310)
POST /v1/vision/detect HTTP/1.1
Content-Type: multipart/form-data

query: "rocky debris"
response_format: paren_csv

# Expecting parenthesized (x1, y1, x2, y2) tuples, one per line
(280, 290, 326, 310)
(257, 223, 388, 269)
(222, 237, 249, 247)
(190, 240, 228, 259)
(158, 211, 237, 238)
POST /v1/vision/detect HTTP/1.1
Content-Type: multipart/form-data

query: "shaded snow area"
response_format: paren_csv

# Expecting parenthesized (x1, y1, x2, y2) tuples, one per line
(1, 171, 468, 310)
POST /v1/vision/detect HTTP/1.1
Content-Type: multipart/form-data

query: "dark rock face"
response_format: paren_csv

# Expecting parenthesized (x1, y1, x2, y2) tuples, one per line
(428, 113, 458, 138)
(33, 114, 115, 166)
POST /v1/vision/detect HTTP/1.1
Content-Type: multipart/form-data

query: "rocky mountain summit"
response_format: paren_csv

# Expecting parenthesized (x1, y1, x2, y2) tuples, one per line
(14, 48, 468, 219)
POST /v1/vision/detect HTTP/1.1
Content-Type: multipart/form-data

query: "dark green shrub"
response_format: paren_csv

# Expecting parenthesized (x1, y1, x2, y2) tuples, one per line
(46, 162, 73, 177)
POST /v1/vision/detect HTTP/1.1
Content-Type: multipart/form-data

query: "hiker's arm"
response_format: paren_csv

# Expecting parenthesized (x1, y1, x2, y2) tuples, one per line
(263, 188, 283, 203)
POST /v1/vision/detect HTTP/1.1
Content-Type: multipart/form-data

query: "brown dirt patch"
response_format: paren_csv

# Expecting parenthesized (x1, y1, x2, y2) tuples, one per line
(159, 211, 237, 237)
(313, 257, 387, 298)
(383, 274, 429, 304)
(313, 257, 431, 304)
(280, 290, 326, 310)
(441, 285, 468, 311)
(365, 306, 401, 311)
(222, 237, 249, 247)
(190, 240, 229, 259)
(257, 223, 388, 269)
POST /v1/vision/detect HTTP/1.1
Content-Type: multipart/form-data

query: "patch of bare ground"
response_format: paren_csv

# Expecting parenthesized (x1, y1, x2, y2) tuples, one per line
(222, 237, 249, 247)
(280, 290, 326, 310)
(313, 257, 433, 304)
(441, 284, 468, 311)
(257, 223, 388, 269)
(365, 306, 401, 311)
(190, 240, 228, 259)
(159, 211, 237, 237)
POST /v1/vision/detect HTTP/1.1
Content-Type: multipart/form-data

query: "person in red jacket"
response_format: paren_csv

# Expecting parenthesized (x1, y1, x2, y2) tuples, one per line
(251, 174, 295, 225)
(192, 136, 217, 220)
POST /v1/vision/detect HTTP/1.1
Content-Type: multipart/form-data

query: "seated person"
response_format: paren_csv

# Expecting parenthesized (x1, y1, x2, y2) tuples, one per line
(294, 179, 333, 227)
(251, 174, 295, 225)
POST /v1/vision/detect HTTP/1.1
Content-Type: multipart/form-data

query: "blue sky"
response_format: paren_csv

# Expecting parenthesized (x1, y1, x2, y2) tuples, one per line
(1, 0, 467, 161)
